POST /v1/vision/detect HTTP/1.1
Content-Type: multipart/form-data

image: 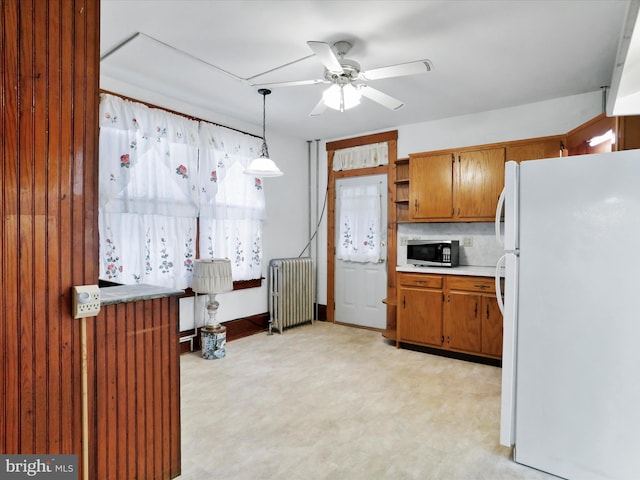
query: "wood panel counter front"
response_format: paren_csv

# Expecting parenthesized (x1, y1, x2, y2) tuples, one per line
(92, 284, 183, 479)
(396, 267, 504, 361)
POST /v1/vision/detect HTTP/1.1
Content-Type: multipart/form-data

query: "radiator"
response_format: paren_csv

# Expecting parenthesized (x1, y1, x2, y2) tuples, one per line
(268, 257, 315, 334)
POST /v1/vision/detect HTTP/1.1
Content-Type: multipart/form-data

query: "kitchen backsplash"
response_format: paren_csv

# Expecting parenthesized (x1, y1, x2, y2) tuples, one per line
(397, 222, 504, 267)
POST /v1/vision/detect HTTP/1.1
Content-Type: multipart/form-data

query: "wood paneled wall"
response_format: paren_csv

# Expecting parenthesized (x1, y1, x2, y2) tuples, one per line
(2, 3, 182, 479)
(1, 0, 99, 463)
(93, 298, 181, 479)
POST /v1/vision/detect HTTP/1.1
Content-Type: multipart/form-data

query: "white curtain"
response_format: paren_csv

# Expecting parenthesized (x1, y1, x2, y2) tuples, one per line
(99, 94, 200, 288)
(333, 142, 388, 171)
(98, 93, 266, 288)
(336, 182, 384, 263)
(198, 122, 265, 281)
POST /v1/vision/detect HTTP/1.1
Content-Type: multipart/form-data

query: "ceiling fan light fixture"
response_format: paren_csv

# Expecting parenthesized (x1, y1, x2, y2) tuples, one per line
(322, 83, 361, 112)
(244, 88, 283, 178)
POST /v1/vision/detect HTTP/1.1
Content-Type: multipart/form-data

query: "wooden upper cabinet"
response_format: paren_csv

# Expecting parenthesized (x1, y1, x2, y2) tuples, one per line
(506, 136, 566, 162)
(456, 147, 505, 220)
(566, 113, 616, 155)
(617, 115, 640, 151)
(409, 152, 454, 220)
(409, 147, 505, 222)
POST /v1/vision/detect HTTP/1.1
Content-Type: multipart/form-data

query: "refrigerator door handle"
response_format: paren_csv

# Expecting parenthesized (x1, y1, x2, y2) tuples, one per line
(495, 254, 506, 316)
(495, 187, 505, 247)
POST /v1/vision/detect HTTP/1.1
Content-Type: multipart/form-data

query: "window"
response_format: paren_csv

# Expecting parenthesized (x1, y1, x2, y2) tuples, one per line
(98, 93, 265, 288)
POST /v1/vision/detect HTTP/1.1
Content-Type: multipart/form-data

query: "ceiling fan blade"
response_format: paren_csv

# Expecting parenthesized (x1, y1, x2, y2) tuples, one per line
(307, 41, 344, 74)
(358, 85, 405, 111)
(252, 78, 326, 89)
(309, 98, 328, 117)
(360, 60, 432, 81)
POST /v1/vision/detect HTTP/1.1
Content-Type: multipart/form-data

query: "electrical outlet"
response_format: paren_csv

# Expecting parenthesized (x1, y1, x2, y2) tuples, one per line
(462, 236, 473, 247)
(72, 285, 101, 319)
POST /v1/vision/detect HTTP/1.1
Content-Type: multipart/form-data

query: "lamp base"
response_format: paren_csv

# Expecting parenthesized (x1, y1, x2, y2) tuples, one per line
(201, 324, 226, 360)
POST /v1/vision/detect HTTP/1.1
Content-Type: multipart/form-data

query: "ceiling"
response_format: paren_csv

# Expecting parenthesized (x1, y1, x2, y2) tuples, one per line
(100, 0, 635, 141)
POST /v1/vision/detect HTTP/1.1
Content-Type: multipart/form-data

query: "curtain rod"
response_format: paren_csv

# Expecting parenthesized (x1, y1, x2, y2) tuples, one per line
(99, 89, 262, 140)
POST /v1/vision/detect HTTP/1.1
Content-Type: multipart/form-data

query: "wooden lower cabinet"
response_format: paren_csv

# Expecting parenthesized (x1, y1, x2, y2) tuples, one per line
(445, 291, 482, 353)
(397, 274, 444, 347)
(397, 273, 503, 360)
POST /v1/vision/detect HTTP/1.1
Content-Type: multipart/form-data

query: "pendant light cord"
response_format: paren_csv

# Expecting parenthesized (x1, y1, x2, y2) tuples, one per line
(259, 89, 270, 158)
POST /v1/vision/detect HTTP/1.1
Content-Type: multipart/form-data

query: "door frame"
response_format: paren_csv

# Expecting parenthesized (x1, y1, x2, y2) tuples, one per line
(326, 130, 398, 323)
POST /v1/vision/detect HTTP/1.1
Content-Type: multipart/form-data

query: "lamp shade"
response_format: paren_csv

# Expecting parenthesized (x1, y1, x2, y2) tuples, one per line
(244, 156, 283, 177)
(191, 258, 233, 294)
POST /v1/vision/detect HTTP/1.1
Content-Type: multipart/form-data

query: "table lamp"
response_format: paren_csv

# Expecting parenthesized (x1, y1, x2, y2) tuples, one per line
(192, 258, 233, 359)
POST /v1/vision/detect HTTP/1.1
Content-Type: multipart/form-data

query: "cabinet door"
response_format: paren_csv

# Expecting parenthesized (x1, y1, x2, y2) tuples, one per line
(445, 291, 482, 354)
(409, 153, 453, 220)
(456, 147, 505, 220)
(398, 287, 443, 347)
(481, 295, 503, 357)
(506, 138, 564, 162)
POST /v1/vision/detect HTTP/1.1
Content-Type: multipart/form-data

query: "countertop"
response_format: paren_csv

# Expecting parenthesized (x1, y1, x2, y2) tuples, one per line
(100, 283, 184, 306)
(396, 264, 504, 277)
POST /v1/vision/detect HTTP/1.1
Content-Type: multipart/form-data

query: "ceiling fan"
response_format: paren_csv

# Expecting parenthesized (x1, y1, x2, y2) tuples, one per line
(253, 40, 432, 116)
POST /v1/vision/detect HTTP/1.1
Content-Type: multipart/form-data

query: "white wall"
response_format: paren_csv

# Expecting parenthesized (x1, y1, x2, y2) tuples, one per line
(100, 77, 311, 329)
(314, 90, 605, 305)
(100, 77, 605, 323)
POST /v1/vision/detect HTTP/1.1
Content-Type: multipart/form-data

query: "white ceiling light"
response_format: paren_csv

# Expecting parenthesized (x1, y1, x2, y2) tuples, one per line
(244, 88, 283, 178)
(322, 83, 361, 112)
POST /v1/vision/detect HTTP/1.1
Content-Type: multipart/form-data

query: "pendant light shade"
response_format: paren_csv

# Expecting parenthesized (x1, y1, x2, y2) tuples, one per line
(244, 88, 283, 177)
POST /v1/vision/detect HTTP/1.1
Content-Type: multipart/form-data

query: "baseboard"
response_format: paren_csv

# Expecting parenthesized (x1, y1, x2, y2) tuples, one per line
(179, 312, 269, 354)
(179, 306, 328, 354)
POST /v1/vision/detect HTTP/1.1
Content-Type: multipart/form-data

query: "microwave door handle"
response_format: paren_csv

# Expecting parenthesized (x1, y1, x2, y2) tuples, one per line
(495, 254, 506, 316)
(495, 187, 505, 248)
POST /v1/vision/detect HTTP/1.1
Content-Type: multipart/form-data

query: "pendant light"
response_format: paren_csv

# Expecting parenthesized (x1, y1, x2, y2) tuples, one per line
(244, 88, 283, 177)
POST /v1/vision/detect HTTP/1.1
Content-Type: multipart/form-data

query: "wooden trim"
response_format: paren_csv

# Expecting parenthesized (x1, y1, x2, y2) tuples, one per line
(327, 151, 336, 323)
(409, 133, 568, 158)
(326, 131, 398, 325)
(100, 89, 262, 140)
(326, 130, 398, 151)
(333, 165, 387, 178)
(179, 312, 270, 353)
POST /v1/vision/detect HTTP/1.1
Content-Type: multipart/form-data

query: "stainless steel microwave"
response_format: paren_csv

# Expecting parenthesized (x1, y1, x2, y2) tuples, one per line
(406, 240, 459, 267)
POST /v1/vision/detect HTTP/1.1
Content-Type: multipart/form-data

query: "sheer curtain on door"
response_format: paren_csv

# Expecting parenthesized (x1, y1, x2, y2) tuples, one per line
(334, 142, 388, 263)
(336, 181, 384, 263)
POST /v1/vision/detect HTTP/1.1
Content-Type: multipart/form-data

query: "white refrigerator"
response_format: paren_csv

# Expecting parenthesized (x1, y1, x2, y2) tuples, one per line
(495, 151, 640, 480)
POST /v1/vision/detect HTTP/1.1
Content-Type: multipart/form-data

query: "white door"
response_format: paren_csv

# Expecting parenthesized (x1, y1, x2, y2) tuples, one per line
(334, 174, 387, 329)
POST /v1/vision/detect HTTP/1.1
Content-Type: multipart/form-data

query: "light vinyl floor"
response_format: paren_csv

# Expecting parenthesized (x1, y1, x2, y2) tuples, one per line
(179, 322, 555, 480)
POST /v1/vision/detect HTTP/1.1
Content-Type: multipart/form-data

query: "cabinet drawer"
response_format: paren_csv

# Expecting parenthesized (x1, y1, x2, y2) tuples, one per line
(447, 276, 496, 293)
(398, 274, 443, 289)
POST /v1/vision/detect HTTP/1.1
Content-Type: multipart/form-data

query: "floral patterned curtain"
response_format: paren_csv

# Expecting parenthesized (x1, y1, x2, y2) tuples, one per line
(337, 182, 384, 263)
(99, 94, 200, 288)
(98, 93, 266, 288)
(198, 122, 265, 281)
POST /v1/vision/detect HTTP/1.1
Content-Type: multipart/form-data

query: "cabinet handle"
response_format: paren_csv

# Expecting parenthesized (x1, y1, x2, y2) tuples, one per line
(486, 304, 489, 319)
(402, 296, 406, 308)
(441, 335, 445, 345)
(414, 199, 418, 212)
(474, 302, 478, 318)
(474, 284, 489, 289)
(447, 335, 451, 344)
